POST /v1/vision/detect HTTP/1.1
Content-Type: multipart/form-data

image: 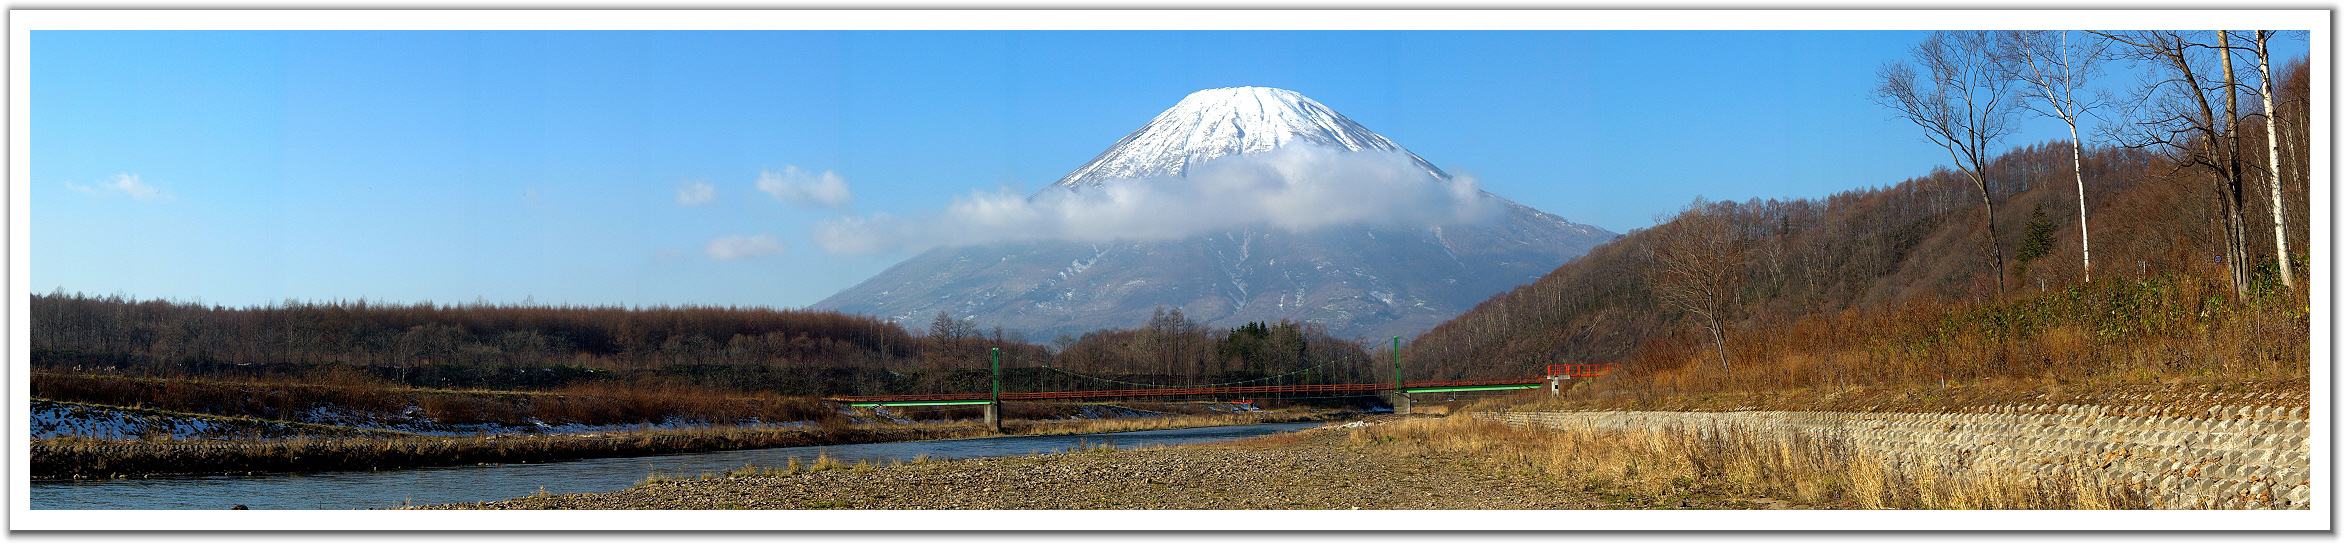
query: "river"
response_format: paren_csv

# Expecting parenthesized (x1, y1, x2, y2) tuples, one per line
(30, 421, 1327, 510)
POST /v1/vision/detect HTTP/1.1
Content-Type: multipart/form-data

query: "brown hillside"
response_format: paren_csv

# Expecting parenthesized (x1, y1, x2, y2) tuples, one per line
(1403, 61, 2311, 398)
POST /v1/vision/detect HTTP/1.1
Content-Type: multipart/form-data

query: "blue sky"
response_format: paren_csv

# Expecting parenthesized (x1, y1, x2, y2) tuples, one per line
(31, 29, 2311, 310)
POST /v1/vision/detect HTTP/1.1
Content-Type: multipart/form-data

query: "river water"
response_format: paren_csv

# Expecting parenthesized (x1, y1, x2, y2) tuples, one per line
(30, 421, 1327, 510)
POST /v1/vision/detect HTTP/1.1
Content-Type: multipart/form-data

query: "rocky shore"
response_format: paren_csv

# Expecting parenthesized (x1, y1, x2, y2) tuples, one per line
(418, 419, 1766, 510)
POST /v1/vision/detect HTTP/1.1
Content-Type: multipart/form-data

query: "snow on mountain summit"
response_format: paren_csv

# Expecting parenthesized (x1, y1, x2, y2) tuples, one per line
(1050, 87, 1449, 189)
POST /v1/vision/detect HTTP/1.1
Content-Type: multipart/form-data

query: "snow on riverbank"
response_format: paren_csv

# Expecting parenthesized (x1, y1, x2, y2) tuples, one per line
(30, 399, 397, 440)
(37, 398, 1267, 441)
(32, 399, 816, 440)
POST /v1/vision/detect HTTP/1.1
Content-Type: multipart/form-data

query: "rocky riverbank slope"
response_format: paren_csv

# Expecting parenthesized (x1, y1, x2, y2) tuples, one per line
(419, 418, 1761, 510)
(1482, 401, 2311, 509)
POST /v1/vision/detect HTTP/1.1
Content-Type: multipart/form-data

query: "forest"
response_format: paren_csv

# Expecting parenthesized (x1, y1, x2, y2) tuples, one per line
(29, 291, 1375, 396)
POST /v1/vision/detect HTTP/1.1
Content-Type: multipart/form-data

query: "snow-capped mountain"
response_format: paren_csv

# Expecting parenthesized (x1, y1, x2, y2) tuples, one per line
(1052, 87, 1447, 188)
(814, 87, 1615, 341)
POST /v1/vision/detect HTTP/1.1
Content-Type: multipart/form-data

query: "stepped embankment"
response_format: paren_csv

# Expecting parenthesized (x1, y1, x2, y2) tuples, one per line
(1481, 399, 2311, 509)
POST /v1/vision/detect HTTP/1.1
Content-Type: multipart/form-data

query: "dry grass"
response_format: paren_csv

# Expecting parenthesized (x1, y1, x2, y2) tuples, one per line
(1594, 270, 2309, 404)
(1350, 415, 2146, 510)
(1004, 410, 1333, 436)
(34, 403, 1330, 480)
(30, 422, 991, 480)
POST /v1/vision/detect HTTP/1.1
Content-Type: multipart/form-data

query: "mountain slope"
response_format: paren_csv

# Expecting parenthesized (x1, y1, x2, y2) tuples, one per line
(814, 87, 1614, 340)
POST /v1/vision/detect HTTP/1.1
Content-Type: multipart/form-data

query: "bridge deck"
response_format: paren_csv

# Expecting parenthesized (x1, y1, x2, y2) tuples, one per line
(834, 377, 1551, 403)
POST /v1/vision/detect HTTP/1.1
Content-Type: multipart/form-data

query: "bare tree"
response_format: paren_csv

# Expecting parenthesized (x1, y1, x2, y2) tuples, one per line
(1876, 31, 2021, 298)
(1647, 198, 1746, 377)
(1140, 307, 1206, 379)
(2000, 30, 2107, 282)
(2248, 30, 2294, 290)
(2097, 30, 2253, 295)
(926, 310, 981, 368)
(927, 310, 976, 340)
(2218, 31, 2251, 293)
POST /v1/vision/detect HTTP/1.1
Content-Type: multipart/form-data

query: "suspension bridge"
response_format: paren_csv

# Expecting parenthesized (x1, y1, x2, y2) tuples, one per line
(830, 339, 1614, 422)
(830, 376, 1571, 405)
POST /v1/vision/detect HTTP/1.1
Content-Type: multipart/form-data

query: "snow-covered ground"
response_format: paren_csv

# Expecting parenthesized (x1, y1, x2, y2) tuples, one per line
(31, 400, 815, 441)
(29, 400, 394, 441)
(287, 405, 814, 437)
(35, 399, 1249, 441)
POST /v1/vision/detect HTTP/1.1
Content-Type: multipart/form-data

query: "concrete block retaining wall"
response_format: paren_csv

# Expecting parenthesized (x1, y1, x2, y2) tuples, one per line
(1479, 405, 2310, 510)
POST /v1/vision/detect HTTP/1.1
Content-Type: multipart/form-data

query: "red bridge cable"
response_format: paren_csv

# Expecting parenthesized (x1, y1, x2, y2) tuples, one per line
(832, 363, 1615, 403)
(831, 376, 1566, 402)
(1011, 355, 1347, 389)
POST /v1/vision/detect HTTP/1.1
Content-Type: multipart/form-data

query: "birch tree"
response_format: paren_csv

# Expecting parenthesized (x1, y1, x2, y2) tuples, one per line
(2097, 30, 2253, 295)
(1647, 198, 1745, 377)
(1999, 30, 2107, 282)
(1876, 31, 2021, 298)
(2248, 30, 2294, 289)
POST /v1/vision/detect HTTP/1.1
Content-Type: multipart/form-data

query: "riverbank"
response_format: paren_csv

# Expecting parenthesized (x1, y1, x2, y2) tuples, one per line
(1483, 408, 2305, 509)
(33, 409, 1343, 480)
(426, 404, 2288, 510)
(417, 416, 1781, 510)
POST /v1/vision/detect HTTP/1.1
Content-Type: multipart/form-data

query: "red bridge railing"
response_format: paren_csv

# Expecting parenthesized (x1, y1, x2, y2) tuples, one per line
(829, 376, 1590, 403)
(1546, 363, 1616, 378)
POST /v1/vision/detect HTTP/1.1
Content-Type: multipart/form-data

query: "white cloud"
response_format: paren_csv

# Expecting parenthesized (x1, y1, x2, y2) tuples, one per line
(756, 166, 852, 209)
(68, 173, 173, 201)
(676, 180, 716, 206)
(814, 145, 1499, 255)
(706, 234, 787, 260)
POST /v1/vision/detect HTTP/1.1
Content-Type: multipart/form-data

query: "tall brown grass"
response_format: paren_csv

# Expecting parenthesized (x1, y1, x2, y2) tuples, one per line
(31, 423, 989, 480)
(1610, 267, 2307, 399)
(1354, 416, 2145, 509)
(1005, 410, 1333, 436)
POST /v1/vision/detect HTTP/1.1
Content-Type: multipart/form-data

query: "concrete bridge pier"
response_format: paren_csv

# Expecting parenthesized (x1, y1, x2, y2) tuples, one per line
(984, 401, 1002, 432)
(986, 348, 1003, 433)
(1381, 391, 1413, 415)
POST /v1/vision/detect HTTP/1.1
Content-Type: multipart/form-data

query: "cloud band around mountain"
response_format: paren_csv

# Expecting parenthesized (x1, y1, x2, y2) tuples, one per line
(814, 146, 1499, 255)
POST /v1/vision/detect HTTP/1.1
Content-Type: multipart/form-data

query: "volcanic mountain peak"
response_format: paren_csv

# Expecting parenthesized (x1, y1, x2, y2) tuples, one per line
(816, 86, 1617, 340)
(1050, 87, 1448, 189)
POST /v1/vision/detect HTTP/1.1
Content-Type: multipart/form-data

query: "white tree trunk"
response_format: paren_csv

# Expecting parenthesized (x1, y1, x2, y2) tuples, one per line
(2257, 31, 2294, 289)
(2017, 30, 2096, 283)
(2066, 122, 2091, 283)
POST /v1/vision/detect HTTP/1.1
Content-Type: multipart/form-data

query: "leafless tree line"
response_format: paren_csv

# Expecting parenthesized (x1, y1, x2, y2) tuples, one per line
(1414, 49, 2304, 384)
(1875, 30, 2303, 303)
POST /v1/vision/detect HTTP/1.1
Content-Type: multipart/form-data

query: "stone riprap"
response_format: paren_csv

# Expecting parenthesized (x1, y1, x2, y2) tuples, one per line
(1481, 403, 2310, 510)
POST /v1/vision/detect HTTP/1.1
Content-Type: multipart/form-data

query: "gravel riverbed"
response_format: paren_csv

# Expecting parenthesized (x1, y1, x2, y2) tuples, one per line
(418, 419, 1730, 510)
